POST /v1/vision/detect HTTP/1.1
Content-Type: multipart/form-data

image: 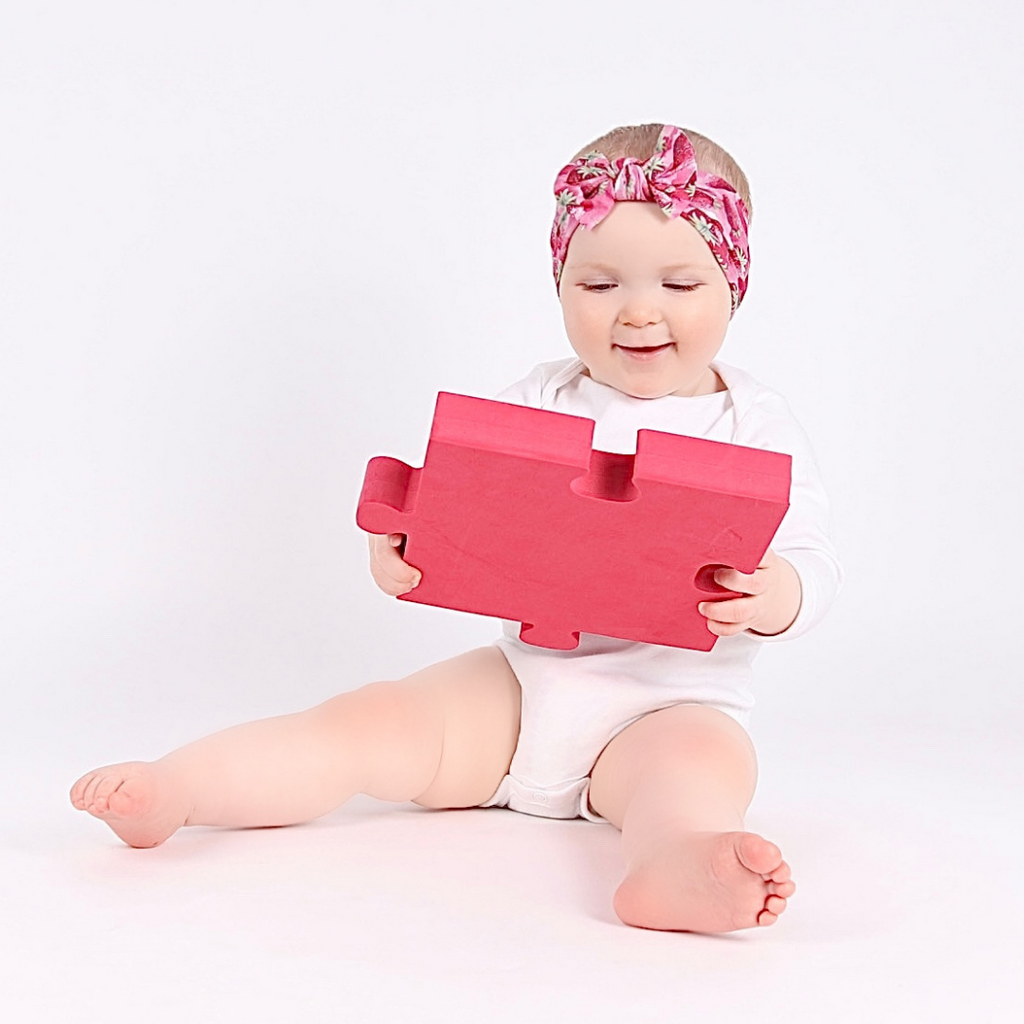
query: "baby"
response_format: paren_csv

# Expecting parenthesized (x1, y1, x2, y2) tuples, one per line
(71, 123, 841, 934)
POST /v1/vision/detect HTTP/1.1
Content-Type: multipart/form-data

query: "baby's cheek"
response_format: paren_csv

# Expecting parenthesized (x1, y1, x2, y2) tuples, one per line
(571, 305, 605, 331)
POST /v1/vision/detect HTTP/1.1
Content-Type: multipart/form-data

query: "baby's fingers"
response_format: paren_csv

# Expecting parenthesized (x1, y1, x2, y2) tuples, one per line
(699, 596, 757, 636)
(368, 533, 422, 596)
(713, 566, 765, 596)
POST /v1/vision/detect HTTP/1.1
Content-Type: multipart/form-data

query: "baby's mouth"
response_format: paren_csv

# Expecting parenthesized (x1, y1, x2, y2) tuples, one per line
(614, 342, 674, 358)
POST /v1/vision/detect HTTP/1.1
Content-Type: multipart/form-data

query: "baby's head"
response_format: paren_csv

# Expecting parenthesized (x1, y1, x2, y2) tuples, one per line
(569, 124, 752, 215)
(552, 124, 751, 400)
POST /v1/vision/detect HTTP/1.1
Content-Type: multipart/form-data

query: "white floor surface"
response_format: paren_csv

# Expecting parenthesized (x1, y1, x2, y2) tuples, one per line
(4, 707, 1021, 1024)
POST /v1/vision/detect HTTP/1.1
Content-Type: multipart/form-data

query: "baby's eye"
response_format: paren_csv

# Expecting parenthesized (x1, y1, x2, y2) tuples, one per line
(580, 282, 616, 292)
(664, 282, 700, 292)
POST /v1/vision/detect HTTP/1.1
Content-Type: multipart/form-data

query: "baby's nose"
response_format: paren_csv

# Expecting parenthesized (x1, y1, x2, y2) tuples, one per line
(618, 301, 662, 328)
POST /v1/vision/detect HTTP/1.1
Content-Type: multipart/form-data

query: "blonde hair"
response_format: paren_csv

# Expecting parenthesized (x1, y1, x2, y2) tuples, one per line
(573, 123, 753, 221)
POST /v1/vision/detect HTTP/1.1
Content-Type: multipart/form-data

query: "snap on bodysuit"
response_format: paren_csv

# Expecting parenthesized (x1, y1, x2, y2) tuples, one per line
(478, 358, 842, 822)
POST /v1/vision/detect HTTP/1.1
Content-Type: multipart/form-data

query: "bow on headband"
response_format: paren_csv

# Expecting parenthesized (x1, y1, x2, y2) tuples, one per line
(550, 126, 750, 314)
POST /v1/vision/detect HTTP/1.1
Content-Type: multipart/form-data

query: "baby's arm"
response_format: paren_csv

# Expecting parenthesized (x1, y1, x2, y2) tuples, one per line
(368, 533, 421, 595)
(699, 389, 842, 642)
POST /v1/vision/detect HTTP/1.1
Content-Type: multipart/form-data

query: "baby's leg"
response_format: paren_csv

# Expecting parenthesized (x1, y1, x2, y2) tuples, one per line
(70, 646, 521, 848)
(588, 705, 795, 934)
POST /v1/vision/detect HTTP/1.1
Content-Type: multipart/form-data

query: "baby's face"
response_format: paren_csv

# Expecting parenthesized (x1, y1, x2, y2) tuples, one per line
(559, 202, 732, 399)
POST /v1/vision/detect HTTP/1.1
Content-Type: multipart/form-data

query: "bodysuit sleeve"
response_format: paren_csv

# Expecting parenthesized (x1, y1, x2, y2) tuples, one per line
(493, 364, 547, 407)
(494, 357, 582, 409)
(732, 394, 843, 642)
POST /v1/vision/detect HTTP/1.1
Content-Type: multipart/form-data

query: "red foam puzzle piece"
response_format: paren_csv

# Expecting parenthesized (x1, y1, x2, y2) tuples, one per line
(356, 393, 791, 652)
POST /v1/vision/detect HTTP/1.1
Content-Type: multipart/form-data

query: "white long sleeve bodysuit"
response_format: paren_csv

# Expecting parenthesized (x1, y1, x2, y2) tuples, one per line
(479, 357, 843, 821)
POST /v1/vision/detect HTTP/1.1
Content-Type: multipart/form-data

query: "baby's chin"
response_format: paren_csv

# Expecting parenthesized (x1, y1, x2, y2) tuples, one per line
(585, 361, 720, 401)
(584, 369, 676, 401)
(625, 386, 679, 400)
(618, 378, 705, 401)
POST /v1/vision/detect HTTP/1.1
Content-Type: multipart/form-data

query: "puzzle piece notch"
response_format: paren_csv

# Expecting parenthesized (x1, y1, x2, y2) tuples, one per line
(570, 450, 640, 503)
(357, 392, 791, 652)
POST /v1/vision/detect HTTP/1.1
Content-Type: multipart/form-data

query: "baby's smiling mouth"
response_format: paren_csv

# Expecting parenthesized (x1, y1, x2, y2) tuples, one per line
(614, 342, 675, 357)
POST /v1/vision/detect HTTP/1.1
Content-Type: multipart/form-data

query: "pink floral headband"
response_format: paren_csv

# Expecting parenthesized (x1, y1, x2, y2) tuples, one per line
(551, 125, 750, 314)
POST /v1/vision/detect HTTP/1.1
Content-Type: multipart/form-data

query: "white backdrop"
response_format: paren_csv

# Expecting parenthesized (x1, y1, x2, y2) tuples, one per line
(2, 2, 1022, 1020)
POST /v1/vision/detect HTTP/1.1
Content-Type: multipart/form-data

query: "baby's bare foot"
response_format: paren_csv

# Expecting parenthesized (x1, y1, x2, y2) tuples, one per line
(613, 831, 795, 933)
(69, 762, 191, 848)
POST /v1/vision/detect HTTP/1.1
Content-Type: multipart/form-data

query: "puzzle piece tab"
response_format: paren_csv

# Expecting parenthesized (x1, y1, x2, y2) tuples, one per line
(356, 392, 791, 651)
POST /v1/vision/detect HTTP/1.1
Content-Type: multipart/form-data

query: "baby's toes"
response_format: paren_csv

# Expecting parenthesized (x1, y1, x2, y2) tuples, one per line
(79, 772, 108, 810)
(764, 894, 788, 917)
(770, 878, 796, 899)
(69, 773, 95, 808)
(92, 773, 126, 813)
(762, 859, 791, 885)
(757, 908, 779, 926)
(736, 833, 783, 876)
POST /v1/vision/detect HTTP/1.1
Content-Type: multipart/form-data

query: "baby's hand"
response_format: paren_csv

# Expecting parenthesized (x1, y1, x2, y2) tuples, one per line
(697, 549, 802, 638)
(367, 533, 422, 596)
